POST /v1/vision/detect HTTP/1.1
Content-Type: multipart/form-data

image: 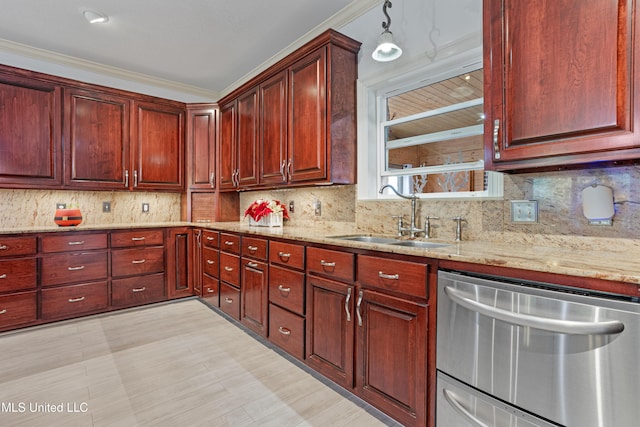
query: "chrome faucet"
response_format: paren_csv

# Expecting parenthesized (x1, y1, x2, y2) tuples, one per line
(379, 184, 433, 238)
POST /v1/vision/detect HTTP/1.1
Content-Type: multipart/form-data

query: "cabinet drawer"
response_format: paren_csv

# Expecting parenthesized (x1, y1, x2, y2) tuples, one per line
(269, 241, 305, 270)
(307, 247, 354, 282)
(202, 230, 219, 249)
(202, 275, 219, 306)
(41, 251, 108, 287)
(242, 236, 268, 260)
(358, 255, 429, 299)
(41, 281, 109, 320)
(0, 291, 37, 329)
(220, 233, 241, 254)
(219, 281, 240, 320)
(112, 247, 165, 278)
(269, 303, 305, 360)
(269, 265, 305, 315)
(111, 229, 164, 248)
(0, 236, 37, 257)
(202, 247, 219, 278)
(219, 252, 240, 286)
(0, 258, 37, 292)
(111, 273, 165, 307)
(41, 233, 107, 253)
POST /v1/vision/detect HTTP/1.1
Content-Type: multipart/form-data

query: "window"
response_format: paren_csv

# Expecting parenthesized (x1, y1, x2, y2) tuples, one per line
(372, 56, 502, 199)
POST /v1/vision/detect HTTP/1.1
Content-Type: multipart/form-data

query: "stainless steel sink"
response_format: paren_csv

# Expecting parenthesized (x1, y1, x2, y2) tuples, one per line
(328, 235, 450, 249)
(389, 240, 450, 249)
(328, 235, 399, 244)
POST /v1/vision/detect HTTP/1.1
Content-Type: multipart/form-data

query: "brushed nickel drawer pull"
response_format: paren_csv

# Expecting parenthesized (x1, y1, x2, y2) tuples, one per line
(246, 262, 259, 268)
(207, 288, 215, 293)
(0, 309, 6, 315)
(320, 260, 336, 268)
(224, 297, 233, 304)
(67, 241, 85, 245)
(278, 326, 291, 336)
(247, 245, 258, 252)
(278, 252, 291, 259)
(131, 259, 146, 264)
(0, 274, 6, 279)
(206, 236, 215, 241)
(278, 285, 291, 293)
(224, 240, 234, 246)
(131, 237, 146, 241)
(378, 271, 400, 280)
(0, 244, 7, 250)
(356, 290, 363, 327)
(345, 287, 352, 322)
(68, 265, 85, 271)
(207, 259, 215, 265)
(68, 296, 85, 303)
(132, 287, 146, 293)
(224, 266, 233, 272)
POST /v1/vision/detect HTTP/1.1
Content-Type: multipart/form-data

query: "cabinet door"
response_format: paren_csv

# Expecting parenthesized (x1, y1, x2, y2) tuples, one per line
(288, 47, 327, 183)
(241, 258, 268, 336)
(133, 101, 184, 191)
(219, 100, 237, 190)
(166, 227, 192, 299)
(64, 88, 130, 189)
(260, 71, 288, 185)
(356, 289, 428, 427)
(305, 275, 354, 388)
(187, 106, 216, 189)
(485, 0, 640, 170)
(0, 74, 61, 187)
(237, 87, 259, 187)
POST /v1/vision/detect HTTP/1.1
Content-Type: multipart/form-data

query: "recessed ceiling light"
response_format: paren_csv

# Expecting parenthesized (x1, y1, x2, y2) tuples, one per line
(83, 10, 109, 24)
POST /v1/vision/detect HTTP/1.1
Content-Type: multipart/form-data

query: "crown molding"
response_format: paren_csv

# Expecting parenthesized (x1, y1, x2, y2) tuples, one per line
(0, 38, 219, 100)
(220, 0, 381, 98)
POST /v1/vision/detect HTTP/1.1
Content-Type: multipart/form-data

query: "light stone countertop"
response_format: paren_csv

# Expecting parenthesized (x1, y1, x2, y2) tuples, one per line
(1, 221, 639, 286)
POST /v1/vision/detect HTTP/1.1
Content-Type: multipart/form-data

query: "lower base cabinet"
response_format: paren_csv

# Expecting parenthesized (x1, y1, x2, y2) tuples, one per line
(356, 289, 428, 427)
(201, 275, 219, 306)
(111, 273, 165, 308)
(0, 291, 37, 329)
(41, 281, 109, 321)
(219, 281, 240, 320)
(268, 303, 305, 360)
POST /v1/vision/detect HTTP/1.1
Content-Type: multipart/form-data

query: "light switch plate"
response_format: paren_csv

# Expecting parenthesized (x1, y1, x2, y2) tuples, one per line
(511, 200, 538, 223)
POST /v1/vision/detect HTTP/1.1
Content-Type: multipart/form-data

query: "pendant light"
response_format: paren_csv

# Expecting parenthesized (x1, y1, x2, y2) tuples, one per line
(372, 0, 402, 62)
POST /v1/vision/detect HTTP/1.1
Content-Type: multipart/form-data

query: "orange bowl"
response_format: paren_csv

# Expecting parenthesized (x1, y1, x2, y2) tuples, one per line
(54, 208, 83, 226)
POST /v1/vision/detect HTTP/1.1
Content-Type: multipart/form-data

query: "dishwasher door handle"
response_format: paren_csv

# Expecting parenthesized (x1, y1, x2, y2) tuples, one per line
(443, 388, 490, 427)
(444, 286, 625, 335)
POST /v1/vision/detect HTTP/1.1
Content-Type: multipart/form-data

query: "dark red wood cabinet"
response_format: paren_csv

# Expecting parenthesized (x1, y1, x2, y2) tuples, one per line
(0, 71, 62, 188)
(484, 0, 640, 171)
(187, 105, 217, 189)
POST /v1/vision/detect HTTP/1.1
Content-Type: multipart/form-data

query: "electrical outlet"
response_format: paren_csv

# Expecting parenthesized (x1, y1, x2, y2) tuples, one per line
(289, 200, 295, 213)
(511, 200, 538, 223)
(56, 203, 66, 209)
(314, 199, 321, 216)
(102, 201, 111, 213)
(142, 203, 150, 213)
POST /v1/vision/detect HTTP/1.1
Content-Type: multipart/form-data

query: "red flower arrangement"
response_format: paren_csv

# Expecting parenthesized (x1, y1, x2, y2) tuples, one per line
(244, 199, 290, 222)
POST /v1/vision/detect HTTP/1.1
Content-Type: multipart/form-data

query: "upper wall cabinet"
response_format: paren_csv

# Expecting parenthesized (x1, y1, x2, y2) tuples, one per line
(219, 29, 361, 191)
(64, 88, 130, 190)
(187, 104, 217, 190)
(484, 0, 640, 171)
(133, 101, 185, 191)
(0, 71, 62, 188)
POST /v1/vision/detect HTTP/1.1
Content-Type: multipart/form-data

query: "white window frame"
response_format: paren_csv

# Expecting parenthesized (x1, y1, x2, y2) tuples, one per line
(357, 47, 503, 201)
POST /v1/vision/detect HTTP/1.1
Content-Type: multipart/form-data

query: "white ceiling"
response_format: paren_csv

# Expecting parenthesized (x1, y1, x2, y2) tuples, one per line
(0, 0, 379, 101)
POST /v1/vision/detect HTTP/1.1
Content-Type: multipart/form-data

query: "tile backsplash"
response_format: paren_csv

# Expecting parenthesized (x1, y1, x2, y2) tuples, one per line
(0, 189, 181, 228)
(240, 165, 640, 252)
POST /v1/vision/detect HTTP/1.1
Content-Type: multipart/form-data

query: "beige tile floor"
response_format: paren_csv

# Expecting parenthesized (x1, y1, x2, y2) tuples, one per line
(0, 299, 399, 426)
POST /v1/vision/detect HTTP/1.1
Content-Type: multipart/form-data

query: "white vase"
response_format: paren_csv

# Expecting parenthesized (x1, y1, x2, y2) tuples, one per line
(249, 212, 283, 227)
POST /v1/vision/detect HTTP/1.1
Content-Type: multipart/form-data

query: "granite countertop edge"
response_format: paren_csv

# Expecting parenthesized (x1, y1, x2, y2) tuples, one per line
(1, 221, 639, 286)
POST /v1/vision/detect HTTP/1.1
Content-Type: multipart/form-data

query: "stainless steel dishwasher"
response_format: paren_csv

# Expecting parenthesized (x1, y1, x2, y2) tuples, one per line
(436, 270, 640, 427)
